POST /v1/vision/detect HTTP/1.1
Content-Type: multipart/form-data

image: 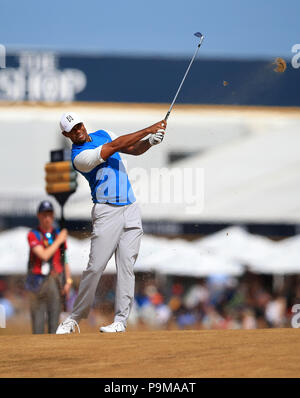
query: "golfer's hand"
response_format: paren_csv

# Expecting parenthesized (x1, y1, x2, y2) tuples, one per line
(149, 130, 165, 146)
(146, 120, 167, 134)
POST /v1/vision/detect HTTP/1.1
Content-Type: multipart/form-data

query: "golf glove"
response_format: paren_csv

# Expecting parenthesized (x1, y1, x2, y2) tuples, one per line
(149, 130, 165, 146)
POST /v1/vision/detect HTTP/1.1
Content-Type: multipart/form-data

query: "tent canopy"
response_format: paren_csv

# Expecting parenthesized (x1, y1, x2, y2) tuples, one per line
(0, 227, 299, 276)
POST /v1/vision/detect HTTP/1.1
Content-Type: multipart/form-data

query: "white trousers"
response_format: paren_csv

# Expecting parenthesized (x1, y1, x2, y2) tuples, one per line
(71, 201, 143, 326)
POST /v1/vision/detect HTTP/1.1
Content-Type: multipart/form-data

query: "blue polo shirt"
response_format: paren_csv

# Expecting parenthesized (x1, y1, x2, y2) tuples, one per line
(71, 130, 136, 205)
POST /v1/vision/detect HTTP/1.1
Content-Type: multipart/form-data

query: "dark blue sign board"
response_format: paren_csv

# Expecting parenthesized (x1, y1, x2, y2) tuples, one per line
(0, 52, 299, 106)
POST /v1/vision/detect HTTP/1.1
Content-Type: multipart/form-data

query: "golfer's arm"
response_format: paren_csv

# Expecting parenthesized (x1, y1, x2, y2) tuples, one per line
(101, 128, 151, 160)
(74, 124, 165, 172)
(120, 139, 152, 156)
(73, 139, 151, 172)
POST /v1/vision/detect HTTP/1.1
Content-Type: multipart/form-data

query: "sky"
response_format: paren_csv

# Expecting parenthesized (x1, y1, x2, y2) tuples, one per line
(0, 0, 299, 59)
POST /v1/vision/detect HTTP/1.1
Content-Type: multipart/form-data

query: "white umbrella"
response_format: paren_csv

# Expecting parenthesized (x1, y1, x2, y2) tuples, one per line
(0, 228, 167, 275)
(0, 227, 29, 274)
(142, 238, 243, 277)
(134, 235, 172, 273)
(196, 226, 276, 268)
(3, 226, 296, 277)
(248, 235, 300, 274)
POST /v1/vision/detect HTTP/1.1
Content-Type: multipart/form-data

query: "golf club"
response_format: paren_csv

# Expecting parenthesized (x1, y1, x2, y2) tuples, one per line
(164, 32, 204, 122)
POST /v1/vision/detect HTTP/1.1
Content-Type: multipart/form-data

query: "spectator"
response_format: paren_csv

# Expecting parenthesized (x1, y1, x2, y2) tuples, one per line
(183, 280, 209, 310)
(265, 294, 287, 328)
(168, 282, 184, 316)
(0, 291, 15, 320)
(241, 308, 257, 329)
(202, 304, 225, 329)
(176, 304, 198, 329)
(25, 200, 73, 334)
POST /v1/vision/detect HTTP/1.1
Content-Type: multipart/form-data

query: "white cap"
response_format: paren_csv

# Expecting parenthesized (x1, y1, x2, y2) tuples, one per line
(60, 112, 83, 133)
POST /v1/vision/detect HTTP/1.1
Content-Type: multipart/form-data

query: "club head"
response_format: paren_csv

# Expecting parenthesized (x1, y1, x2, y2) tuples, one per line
(194, 32, 204, 46)
(194, 32, 203, 39)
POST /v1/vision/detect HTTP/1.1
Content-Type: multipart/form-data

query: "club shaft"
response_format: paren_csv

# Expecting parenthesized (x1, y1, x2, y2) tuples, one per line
(165, 39, 203, 121)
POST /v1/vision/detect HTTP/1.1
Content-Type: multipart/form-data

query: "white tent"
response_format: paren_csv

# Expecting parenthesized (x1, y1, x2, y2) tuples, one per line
(0, 227, 299, 277)
(248, 235, 300, 274)
(196, 226, 276, 266)
(196, 226, 300, 275)
(0, 227, 115, 276)
(141, 237, 243, 277)
(0, 227, 30, 274)
(0, 227, 242, 277)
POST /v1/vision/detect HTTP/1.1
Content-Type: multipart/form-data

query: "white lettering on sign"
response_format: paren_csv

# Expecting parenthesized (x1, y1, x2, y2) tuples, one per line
(0, 52, 87, 102)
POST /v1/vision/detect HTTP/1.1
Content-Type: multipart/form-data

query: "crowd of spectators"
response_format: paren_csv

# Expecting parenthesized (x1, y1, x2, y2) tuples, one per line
(86, 271, 299, 330)
(0, 271, 299, 332)
(125, 272, 292, 330)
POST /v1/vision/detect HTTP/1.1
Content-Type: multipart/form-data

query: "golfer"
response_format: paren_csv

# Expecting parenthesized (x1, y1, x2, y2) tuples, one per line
(56, 112, 166, 333)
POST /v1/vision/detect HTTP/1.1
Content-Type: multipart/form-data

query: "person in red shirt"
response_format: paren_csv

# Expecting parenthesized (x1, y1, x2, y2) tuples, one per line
(26, 200, 72, 334)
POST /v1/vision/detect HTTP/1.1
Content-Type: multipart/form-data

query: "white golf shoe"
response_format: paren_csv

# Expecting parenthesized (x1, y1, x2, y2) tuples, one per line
(56, 317, 80, 334)
(100, 321, 126, 333)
